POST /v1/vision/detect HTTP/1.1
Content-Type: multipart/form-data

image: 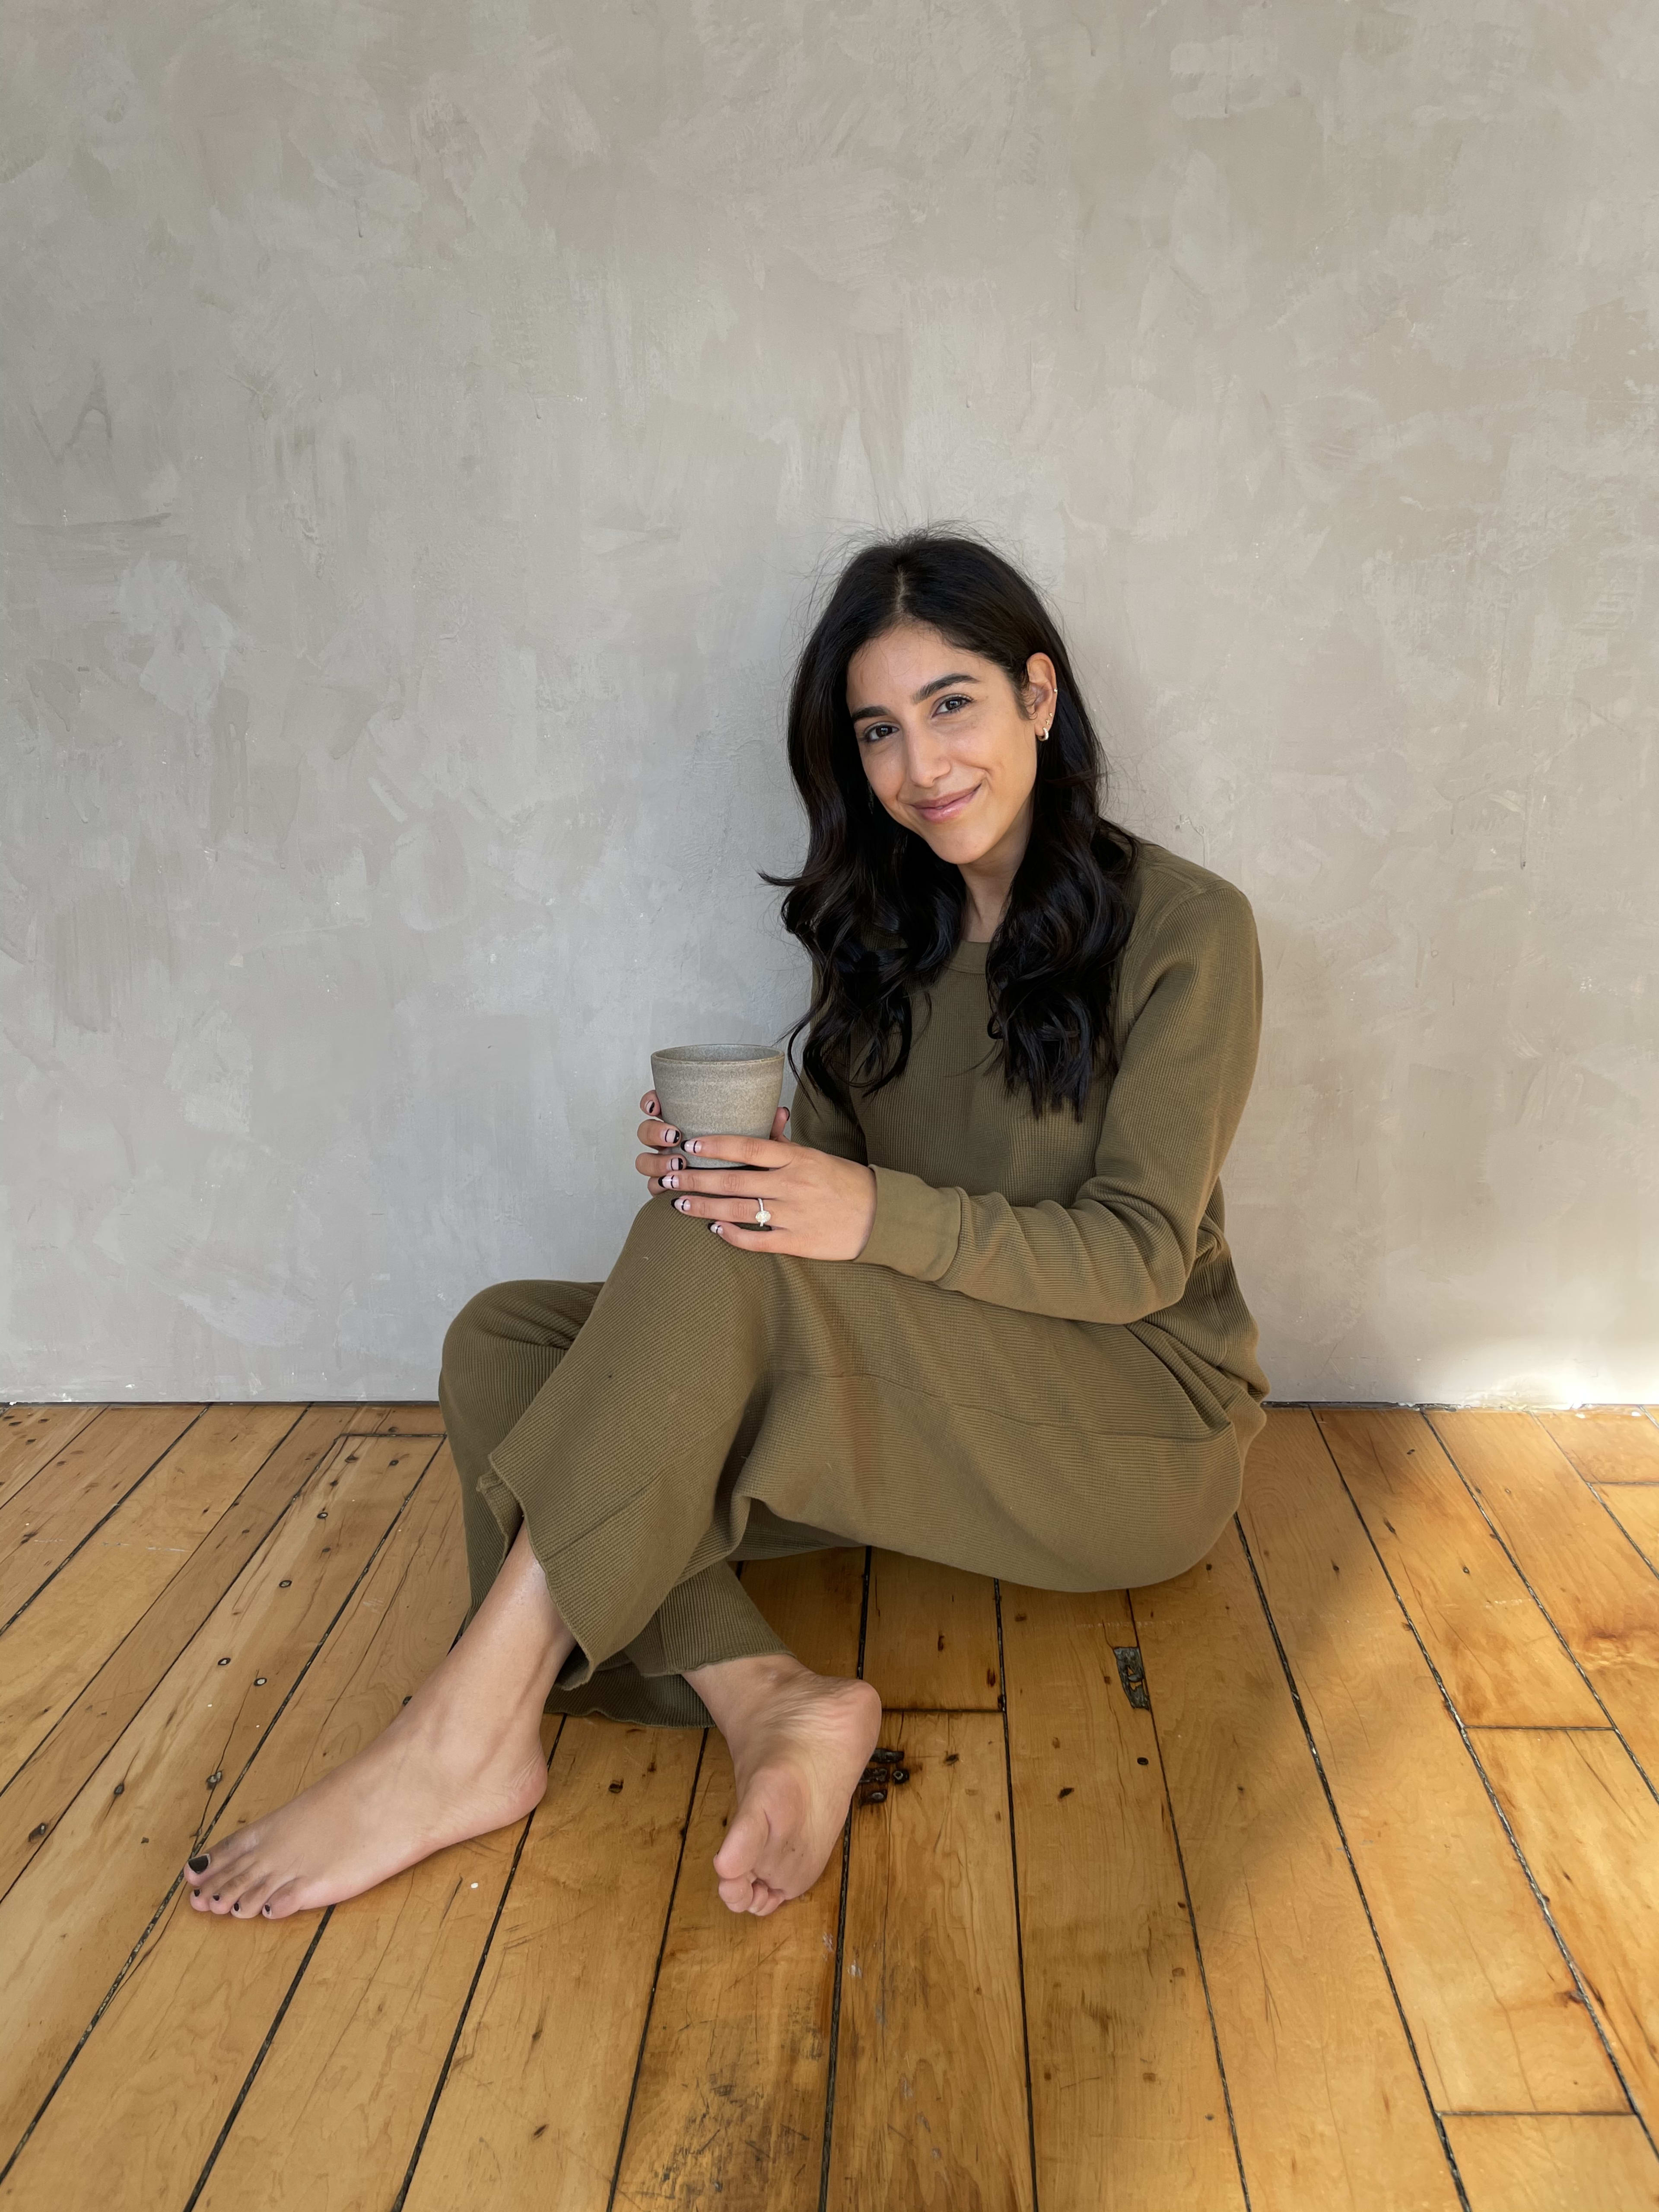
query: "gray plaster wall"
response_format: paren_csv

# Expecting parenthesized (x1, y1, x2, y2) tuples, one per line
(3, 0, 1655, 1406)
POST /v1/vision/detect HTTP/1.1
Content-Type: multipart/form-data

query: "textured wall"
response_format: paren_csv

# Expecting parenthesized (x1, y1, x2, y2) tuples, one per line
(3, 0, 1655, 1405)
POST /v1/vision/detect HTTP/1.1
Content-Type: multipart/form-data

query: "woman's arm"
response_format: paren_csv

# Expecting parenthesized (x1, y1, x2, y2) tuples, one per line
(851, 881, 1264, 1324)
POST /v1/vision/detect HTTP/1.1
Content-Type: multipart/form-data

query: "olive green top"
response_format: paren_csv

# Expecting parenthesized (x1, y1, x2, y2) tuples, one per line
(787, 837, 1270, 1409)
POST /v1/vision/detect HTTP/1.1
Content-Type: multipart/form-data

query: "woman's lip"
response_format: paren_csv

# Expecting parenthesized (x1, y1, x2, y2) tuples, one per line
(914, 785, 979, 819)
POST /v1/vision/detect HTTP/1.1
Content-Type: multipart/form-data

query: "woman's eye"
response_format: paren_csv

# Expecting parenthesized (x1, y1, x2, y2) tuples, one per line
(860, 722, 895, 744)
(936, 694, 972, 715)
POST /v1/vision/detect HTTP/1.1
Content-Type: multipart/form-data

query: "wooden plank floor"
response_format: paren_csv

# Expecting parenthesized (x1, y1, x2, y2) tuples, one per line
(3, 1402, 1659, 2210)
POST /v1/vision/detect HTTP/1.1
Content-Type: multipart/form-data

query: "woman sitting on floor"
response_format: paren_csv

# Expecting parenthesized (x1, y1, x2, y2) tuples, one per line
(181, 527, 1270, 1923)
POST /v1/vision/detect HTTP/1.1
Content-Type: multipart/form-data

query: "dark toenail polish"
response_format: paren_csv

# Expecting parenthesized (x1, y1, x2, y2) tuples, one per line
(212, 1892, 220, 1900)
(232, 1902, 240, 1913)
(188, 1854, 210, 1872)
(192, 1888, 200, 1897)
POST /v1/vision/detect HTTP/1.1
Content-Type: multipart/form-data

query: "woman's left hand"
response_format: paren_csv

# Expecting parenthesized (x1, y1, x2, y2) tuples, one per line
(642, 1091, 877, 1260)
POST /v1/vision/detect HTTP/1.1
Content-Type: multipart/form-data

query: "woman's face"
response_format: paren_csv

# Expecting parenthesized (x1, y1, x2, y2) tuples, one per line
(845, 620, 1057, 865)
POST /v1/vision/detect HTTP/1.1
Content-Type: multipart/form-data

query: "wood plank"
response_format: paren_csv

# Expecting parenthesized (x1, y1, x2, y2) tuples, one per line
(1316, 1409, 1603, 1727)
(826, 1711, 1032, 2210)
(0, 1404, 398, 1897)
(0, 1408, 102, 1514)
(0, 1449, 477, 2212)
(862, 1549, 1001, 1709)
(612, 1548, 866, 2206)
(737, 1545, 865, 1679)
(366, 1405, 448, 1437)
(1240, 1414, 1617, 2113)
(0, 1406, 303, 1789)
(0, 1434, 436, 2159)
(1535, 1409, 1659, 1485)
(1475, 1729, 1659, 2136)
(400, 1718, 703, 2212)
(1134, 1521, 1460, 2212)
(1430, 1411, 1659, 1778)
(1595, 1488, 1659, 1573)
(0, 1405, 203, 1625)
(1001, 1582, 1244, 2212)
(1444, 2115, 1659, 2211)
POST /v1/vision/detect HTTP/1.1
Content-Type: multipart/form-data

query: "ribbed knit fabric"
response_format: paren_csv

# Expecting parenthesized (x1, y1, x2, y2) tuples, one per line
(799, 836, 1271, 1402)
(438, 836, 1269, 1730)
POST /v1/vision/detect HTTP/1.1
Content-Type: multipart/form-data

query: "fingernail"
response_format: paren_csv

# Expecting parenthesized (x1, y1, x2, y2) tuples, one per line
(675, 1197, 689, 1211)
(188, 1853, 210, 1872)
(663, 1126, 678, 1142)
(687, 1138, 700, 1154)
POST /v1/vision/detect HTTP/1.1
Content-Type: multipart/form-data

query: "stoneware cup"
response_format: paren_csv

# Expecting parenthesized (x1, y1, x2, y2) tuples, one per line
(650, 1045, 786, 1172)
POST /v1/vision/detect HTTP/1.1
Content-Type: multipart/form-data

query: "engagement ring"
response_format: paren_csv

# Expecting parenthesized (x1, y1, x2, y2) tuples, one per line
(753, 1199, 770, 1228)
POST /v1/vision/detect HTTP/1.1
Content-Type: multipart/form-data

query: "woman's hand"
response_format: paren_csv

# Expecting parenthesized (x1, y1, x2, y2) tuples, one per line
(636, 1089, 877, 1261)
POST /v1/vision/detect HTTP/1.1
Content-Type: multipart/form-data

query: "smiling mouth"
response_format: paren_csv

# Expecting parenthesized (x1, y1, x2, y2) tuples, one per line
(914, 785, 979, 819)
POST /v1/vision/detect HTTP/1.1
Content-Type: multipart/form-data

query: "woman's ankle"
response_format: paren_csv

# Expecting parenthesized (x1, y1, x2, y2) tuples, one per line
(685, 1649, 812, 1735)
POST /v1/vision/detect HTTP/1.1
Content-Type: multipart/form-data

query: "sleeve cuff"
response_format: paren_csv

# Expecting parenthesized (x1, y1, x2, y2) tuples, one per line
(855, 1164, 963, 1281)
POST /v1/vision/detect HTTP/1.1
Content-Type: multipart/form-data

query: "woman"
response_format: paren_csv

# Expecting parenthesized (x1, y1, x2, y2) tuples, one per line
(181, 529, 1269, 1924)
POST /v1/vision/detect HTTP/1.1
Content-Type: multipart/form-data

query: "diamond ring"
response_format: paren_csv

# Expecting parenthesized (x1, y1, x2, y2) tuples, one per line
(753, 1199, 770, 1229)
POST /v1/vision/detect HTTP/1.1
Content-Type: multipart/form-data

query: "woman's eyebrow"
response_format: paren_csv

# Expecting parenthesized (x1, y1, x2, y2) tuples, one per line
(849, 672, 979, 723)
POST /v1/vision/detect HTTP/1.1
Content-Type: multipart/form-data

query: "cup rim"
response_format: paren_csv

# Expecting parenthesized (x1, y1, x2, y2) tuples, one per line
(651, 1044, 785, 1067)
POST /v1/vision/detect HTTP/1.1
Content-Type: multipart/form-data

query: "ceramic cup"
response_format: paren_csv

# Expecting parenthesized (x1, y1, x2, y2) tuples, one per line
(649, 1044, 786, 1172)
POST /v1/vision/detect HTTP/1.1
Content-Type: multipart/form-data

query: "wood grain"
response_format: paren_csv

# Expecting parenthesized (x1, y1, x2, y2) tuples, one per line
(402, 1718, 703, 2212)
(1134, 1521, 1460, 2211)
(1316, 1408, 1603, 1726)
(0, 1408, 102, 1514)
(826, 1712, 1032, 2211)
(861, 1550, 1001, 1708)
(1444, 2115, 1659, 2211)
(739, 1544, 865, 1679)
(1474, 1728, 1659, 2133)
(0, 1405, 203, 1625)
(367, 1405, 449, 1437)
(1430, 1411, 1659, 1777)
(0, 1452, 473, 2212)
(0, 1406, 303, 1789)
(613, 1739, 843, 2207)
(0, 1434, 436, 2159)
(1240, 1412, 1617, 2112)
(613, 1548, 866, 2207)
(0, 1404, 397, 1897)
(1535, 1409, 1659, 1485)
(1002, 1582, 1244, 2211)
(1595, 1487, 1659, 1573)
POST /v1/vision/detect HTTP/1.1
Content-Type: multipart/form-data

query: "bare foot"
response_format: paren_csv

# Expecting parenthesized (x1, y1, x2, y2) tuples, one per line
(179, 1684, 551, 1920)
(180, 1513, 571, 1920)
(696, 1657, 884, 1917)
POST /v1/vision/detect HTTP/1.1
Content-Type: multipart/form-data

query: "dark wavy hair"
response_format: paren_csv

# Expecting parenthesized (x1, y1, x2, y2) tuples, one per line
(759, 528, 1143, 1126)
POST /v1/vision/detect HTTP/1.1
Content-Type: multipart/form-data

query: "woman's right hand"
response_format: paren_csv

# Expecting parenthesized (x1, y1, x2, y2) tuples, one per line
(636, 1089, 790, 1194)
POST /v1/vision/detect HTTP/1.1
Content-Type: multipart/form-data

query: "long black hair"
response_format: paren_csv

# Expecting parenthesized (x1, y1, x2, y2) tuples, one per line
(760, 528, 1142, 1125)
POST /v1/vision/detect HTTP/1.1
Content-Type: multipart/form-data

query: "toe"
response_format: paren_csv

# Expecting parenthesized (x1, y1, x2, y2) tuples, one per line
(712, 1802, 770, 1883)
(260, 1878, 304, 1920)
(230, 1867, 280, 1918)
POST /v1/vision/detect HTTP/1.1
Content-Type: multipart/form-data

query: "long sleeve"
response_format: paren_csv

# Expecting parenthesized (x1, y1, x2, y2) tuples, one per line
(852, 882, 1264, 1324)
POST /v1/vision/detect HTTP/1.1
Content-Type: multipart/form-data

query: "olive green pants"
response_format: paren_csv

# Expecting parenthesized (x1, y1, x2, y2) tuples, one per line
(437, 1192, 1256, 1729)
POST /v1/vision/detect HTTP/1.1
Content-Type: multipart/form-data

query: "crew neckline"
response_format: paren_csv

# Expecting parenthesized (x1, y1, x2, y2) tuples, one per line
(945, 936, 991, 974)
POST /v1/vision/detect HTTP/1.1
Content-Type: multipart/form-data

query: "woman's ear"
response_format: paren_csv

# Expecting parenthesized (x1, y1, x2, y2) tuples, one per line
(1025, 650, 1058, 725)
